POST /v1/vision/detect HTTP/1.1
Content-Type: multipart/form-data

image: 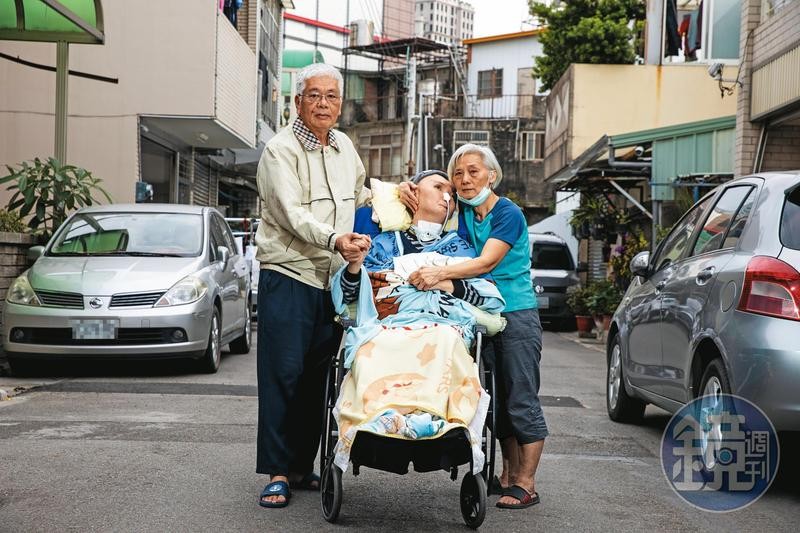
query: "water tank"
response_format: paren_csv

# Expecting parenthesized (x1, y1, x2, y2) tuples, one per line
(349, 19, 374, 47)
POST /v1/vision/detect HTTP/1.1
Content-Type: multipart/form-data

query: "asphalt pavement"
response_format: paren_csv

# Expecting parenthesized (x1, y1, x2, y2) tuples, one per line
(1, 329, 798, 532)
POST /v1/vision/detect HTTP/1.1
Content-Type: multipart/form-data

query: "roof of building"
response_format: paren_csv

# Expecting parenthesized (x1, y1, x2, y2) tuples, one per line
(463, 29, 543, 46)
(0, 0, 104, 44)
(282, 50, 326, 69)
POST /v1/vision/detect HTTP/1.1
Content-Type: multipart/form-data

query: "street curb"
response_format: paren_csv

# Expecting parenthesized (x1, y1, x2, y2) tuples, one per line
(557, 332, 606, 354)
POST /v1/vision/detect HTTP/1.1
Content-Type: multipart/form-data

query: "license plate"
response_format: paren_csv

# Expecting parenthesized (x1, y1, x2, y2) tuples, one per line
(537, 296, 550, 309)
(70, 319, 118, 340)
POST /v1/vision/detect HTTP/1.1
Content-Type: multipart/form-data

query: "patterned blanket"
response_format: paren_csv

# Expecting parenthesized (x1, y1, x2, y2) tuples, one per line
(333, 325, 488, 474)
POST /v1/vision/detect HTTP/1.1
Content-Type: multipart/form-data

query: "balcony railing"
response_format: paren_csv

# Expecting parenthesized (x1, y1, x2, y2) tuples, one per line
(340, 94, 545, 126)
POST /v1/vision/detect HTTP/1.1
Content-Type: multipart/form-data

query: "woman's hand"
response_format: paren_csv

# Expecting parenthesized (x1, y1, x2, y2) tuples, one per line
(398, 181, 419, 213)
(408, 266, 447, 291)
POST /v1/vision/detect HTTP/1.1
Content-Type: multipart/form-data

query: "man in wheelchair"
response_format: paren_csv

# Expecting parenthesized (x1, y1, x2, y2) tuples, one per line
(329, 170, 505, 473)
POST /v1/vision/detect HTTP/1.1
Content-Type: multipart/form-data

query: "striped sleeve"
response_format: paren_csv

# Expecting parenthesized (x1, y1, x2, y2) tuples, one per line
(451, 279, 486, 307)
(340, 269, 361, 304)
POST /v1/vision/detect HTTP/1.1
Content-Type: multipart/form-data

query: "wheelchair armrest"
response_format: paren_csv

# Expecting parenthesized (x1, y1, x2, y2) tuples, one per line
(335, 316, 357, 329)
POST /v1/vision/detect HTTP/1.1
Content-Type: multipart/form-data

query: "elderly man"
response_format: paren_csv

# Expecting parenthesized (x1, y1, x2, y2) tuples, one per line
(255, 63, 370, 508)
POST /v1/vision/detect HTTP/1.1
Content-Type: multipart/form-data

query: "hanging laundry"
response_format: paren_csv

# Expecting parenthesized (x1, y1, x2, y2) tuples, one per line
(687, 8, 701, 55)
(665, 0, 681, 57)
(224, 0, 244, 27)
(679, 14, 696, 61)
(694, 1, 704, 53)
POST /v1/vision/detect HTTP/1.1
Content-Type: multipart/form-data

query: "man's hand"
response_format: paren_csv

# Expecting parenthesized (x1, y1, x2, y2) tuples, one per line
(336, 232, 371, 266)
(408, 266, 446, 291)
(398, 181, 419, 213)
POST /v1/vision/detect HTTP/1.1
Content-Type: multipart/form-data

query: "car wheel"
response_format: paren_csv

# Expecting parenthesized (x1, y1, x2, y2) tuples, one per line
(228, 301, 252, 355)
(198, 307, 222, 373)
(606, 332, 646, 423)
(698, 358, 733, 477)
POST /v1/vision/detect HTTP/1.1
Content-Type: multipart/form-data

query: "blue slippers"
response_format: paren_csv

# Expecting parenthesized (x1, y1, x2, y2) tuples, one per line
(259, 480, 291, 508)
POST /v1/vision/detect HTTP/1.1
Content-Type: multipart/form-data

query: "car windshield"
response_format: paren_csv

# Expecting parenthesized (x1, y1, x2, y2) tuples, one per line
(781, 185, 800, 250)
(531, 243, 573, 270)
(49, 212, 204, 257)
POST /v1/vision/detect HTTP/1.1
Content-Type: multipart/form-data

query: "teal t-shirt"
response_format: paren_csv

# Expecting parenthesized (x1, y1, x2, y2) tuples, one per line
(463, 197, 536, 312)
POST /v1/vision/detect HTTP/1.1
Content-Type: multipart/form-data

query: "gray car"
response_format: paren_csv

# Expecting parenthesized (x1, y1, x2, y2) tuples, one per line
(2, 204, 252, 374)
(529, 232, 581, 328)
(607, 172, 800, 441)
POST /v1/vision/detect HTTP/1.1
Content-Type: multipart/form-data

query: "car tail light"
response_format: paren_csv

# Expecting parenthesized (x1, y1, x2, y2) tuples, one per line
(738, 256, 800, 321)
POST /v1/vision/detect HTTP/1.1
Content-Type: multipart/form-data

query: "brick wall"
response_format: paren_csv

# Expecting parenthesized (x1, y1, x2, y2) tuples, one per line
(734, 0, 762, 176)
(760, 125, 800, 171)
(752, 2, 800, 66)
(736, 1, 800, 175)
(0, 232, 36, 356)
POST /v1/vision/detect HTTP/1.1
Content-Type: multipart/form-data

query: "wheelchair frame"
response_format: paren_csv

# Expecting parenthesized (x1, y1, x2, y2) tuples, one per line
(319, 320, 497, 529)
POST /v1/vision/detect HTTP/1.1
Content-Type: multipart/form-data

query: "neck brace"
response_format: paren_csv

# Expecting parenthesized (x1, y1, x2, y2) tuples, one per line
(411, 219, 444, 242)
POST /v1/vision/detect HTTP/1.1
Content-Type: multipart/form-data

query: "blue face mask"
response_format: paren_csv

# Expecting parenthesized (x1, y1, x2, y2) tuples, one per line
(458, 186, 492, 207)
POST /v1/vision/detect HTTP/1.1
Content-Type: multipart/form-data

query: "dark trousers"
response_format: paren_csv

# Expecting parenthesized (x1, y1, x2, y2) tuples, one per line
(483, 308, 548, 445)
(256, 269, 342, 476)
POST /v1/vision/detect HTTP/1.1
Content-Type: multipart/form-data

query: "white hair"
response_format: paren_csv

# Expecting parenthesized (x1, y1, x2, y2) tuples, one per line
(447, 143, 503, 188)
(295, 63, 343, 96)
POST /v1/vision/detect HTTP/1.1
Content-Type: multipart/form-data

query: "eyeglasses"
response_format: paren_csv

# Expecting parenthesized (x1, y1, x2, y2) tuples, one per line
(300, 93, 342, 104)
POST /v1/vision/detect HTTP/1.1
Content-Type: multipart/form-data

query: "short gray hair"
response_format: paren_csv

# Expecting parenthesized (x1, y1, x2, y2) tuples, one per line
(295, 63, 343, 96)
(446, 143, 503, 188)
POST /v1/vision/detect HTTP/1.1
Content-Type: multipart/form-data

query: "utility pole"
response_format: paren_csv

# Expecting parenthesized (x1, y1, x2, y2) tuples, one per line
(405, 52, 417, 177)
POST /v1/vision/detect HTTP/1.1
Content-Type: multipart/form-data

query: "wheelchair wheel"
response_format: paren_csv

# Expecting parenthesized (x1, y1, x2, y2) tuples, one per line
(459, 472, 486, 529)
(321, 460, 343, 523)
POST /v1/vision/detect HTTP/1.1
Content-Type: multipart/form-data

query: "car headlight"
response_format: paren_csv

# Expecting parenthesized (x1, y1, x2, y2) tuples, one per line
(155, 275, 208, 307)
(6, 274, 41, 306)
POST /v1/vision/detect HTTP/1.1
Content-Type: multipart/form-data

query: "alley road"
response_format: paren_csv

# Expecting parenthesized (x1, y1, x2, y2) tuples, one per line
(1, 330, 798, 532)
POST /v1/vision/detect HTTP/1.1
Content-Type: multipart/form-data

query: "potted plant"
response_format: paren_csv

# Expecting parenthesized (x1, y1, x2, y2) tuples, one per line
(0, 158, 112, 240)
(566, 285, 594, 337)
(587, 280, 623, 332)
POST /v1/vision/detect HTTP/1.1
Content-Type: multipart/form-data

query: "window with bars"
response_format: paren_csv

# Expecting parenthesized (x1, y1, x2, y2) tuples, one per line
(477, 69, 503, 99)
(360, 133, 403, 177)
(520, 131, 545, 161)
(453, 130, 490, 153)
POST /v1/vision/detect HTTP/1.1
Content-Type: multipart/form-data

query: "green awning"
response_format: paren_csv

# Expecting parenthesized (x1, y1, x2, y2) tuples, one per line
(282, 49, 325, 69)
(0, 0, 104, 44)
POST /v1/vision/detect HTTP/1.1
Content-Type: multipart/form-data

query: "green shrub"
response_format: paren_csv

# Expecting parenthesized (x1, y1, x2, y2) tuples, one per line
(0, 208, 28, 233)
(0, 158, 112, 239)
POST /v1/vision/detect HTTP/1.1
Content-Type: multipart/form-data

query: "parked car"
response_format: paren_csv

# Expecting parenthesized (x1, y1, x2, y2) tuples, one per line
(3, 204, 252, 374)
(607, 172, 800, 446)
(225, 217, 259, 317)
(528, 232, 581, 329)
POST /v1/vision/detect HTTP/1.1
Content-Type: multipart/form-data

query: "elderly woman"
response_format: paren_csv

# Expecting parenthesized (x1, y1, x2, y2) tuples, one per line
(329, 169, 505, 474)
(403, 144, 547, 510)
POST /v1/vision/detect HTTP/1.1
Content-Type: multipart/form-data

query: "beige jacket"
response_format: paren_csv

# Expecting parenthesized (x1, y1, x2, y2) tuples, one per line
(255, 121, 369, 289)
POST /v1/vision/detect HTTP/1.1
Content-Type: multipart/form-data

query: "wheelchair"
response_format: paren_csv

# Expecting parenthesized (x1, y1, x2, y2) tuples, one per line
(319, 320, 497, 529)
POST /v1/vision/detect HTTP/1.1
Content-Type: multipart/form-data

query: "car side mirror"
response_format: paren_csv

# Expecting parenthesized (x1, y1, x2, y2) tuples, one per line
(27, 245, 45, 261)
(217, 246, 230, 268)
(576, 261, 588, 273)
(630, 251, 651, 278)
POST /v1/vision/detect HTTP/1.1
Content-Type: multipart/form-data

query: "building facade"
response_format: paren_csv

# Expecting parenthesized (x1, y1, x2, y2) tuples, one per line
(0, 0, 290, 214)
(735, 0, 800, 175)
(415, 0, 474, 46)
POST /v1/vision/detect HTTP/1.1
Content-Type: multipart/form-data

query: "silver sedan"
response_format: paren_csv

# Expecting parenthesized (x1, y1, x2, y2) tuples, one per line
(2, 204, 252, 374)
(607, 172, 800, 433)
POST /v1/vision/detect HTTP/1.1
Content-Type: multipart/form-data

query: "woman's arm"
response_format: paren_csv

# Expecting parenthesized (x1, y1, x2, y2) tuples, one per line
(408, 238, 511, 290)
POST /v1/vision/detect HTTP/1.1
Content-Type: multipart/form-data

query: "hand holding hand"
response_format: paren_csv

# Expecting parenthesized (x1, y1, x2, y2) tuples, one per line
(398, 181, 419, 213)
(408, 266, 447, 291)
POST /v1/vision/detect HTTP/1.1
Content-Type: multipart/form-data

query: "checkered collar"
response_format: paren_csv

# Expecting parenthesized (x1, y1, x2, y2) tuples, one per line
(292, 118, 340, 152)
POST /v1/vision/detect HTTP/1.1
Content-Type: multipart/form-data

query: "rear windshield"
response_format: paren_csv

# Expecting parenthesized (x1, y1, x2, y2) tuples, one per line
(49, 212, 204, 257)
(531, 243, 573, 270)
(781, 186, 800, 250)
